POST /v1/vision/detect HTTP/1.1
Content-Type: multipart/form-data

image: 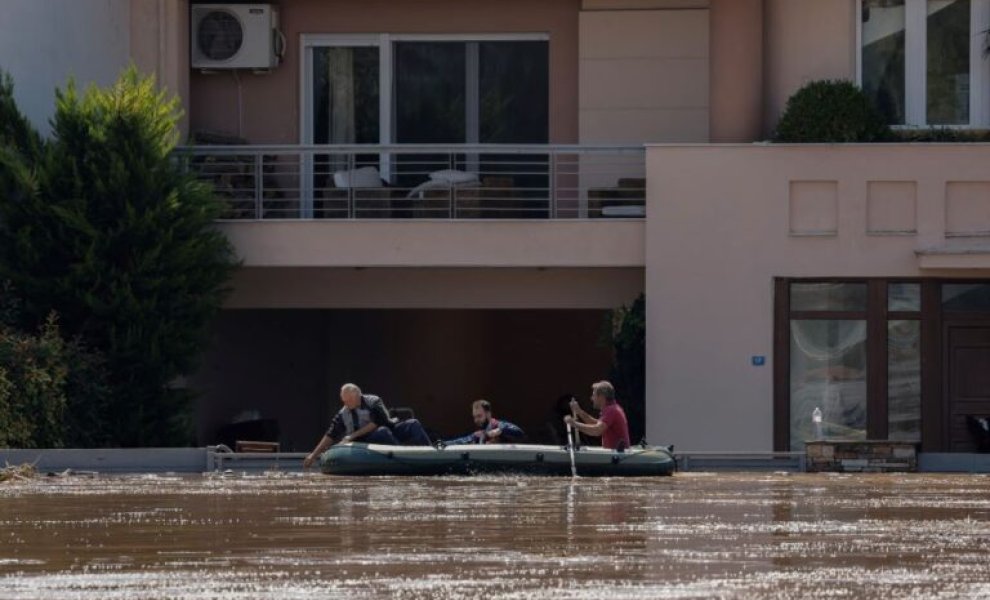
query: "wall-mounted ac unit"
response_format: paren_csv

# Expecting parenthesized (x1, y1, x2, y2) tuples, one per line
(191, 4, 283, 70)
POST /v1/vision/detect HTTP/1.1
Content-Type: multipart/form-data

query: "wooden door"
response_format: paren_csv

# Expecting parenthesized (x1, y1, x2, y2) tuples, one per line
(945, 324, 990, 451)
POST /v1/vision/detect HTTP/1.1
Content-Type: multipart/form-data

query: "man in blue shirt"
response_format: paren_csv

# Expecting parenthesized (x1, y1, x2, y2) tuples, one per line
(445, 399, 525, 445)
(304, 383, 430, 468)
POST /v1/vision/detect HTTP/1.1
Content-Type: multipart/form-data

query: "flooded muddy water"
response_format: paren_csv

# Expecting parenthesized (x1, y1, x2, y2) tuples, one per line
(2, 472, 990, 599)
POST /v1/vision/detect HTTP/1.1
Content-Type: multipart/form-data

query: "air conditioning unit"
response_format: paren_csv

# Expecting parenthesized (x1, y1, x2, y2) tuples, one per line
(191, 4, 283, 70)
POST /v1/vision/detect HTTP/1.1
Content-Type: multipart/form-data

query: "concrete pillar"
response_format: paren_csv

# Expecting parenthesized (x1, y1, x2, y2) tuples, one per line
(130, 0, 190, 137)
(709, 0, 764, 142)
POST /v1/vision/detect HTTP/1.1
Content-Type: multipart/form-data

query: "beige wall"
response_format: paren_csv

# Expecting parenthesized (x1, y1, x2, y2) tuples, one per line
(226, 267, 644, 310)
(189, 0, 581, 143)
(578, 8, 710, 143)
(171, 0, 860, 145)
(130, 0, 190, 136)
(763, 0, 856, 136)
(709, 0, 763, 142)
(218, 220, 644, 268)
(582, 1, 709, 8)
(645, 144, 990, 451)
(193, 309, 615, 449)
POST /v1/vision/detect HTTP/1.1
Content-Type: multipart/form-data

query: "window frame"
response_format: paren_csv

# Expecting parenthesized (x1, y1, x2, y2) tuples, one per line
(855, 0, 990, 128)
(774, 278, 929, 451)
(299, 32, 551, 147)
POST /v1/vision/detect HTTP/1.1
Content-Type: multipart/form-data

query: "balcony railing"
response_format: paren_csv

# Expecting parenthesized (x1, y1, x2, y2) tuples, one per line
(175, 144, 646, 220)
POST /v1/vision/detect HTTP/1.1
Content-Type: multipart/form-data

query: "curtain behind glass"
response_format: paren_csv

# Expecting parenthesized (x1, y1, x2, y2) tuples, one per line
(888, 320, 921, 441)
(327, 49, 355, 145)
(790, 320, 868, 450)
(313, 47, 379, 145)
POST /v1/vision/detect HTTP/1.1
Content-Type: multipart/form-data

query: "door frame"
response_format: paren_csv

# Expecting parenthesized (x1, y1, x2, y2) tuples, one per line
(941, 316, 990, 450)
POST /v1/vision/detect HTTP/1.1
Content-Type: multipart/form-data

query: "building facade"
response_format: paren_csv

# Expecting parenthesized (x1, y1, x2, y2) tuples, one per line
(3, 0, 989, 453)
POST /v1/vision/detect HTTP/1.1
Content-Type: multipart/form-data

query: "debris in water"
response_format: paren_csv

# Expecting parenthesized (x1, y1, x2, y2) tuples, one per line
(0, 463, 36, 483)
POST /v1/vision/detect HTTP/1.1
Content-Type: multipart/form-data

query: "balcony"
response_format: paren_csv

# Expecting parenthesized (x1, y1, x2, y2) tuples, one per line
(177, 144, 647, 269)
(177, 144, 646, 220)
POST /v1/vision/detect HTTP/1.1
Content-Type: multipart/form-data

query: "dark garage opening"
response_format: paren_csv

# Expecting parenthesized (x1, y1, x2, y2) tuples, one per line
(192, 309, 615, 450)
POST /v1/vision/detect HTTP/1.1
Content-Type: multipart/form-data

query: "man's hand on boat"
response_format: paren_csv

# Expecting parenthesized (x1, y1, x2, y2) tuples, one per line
(303, 435, 353, 468)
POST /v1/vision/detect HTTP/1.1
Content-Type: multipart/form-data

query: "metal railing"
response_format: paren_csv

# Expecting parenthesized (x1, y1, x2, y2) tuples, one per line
(175, 144, 646, 220)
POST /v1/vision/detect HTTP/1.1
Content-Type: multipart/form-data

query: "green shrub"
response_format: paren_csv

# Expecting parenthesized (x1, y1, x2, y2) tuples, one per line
(0, 282, 112, 448)
(0, 315, 68, 448)
(0, 68, 238, 446)
(606, 294, 646, 444)
(893, 128, 990, 143)
(773, 80, 892, 143)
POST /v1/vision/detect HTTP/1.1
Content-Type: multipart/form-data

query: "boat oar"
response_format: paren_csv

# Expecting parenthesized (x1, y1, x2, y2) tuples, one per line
(566, 415, 578, 478)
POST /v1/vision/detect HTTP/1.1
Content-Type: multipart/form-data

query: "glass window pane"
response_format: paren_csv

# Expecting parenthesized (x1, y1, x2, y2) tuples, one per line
(791, 283, 868, 312)
(479, 42, 548, 143)
(861, 0, 906, 124)
(943, 283, 990, 311)
(927, 0, 971, 125)
(888, 320, 921, 442)
(313, 47, 380, 144)
(888, 282, 921, 311)
(790, 320, 868, 450)
(394, 42, 466, 143)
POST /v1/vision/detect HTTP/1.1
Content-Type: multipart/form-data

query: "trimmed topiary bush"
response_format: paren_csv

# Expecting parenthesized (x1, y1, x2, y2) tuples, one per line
(773, 80, 892, 143)
(893, 128, 990, 143)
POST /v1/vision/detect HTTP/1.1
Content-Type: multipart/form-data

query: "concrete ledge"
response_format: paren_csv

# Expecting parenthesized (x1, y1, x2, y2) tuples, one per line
(0, 448, 210, 473)
(919, 453, 990, 473)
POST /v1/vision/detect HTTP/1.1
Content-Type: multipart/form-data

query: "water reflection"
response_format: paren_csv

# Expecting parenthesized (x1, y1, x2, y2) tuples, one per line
(2, 473, 990, 598)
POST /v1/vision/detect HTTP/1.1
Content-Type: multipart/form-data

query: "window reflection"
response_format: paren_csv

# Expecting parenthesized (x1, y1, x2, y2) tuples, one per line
(943, 284, 990, 311)
(888, 320, 921, 441)
(791, 283, 868, 312)
(790, 320, 868, 450)
(888, 282, 921, 311)
(927, 0, 971, 125)
(862, 0, 906, 124)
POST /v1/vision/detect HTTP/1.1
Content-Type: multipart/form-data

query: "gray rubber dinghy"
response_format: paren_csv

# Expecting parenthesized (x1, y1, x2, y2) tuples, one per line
(319, 442, 675, 477)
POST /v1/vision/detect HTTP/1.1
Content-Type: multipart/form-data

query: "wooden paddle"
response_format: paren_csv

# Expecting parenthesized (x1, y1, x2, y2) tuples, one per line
(566, 410, 578, 478)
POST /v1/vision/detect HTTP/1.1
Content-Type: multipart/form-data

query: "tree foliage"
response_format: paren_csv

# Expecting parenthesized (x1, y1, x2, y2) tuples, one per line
(0, 68, 237, 446)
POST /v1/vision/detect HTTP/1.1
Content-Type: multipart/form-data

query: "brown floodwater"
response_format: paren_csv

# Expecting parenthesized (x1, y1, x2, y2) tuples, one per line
(2, 472, 990, 599)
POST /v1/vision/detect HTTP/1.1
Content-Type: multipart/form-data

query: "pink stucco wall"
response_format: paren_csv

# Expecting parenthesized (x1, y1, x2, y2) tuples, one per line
(645, 144, 990, 452)
(174, 1, 861, 145)
(189, 0, 581, 143)
(709, 0, 763, 142)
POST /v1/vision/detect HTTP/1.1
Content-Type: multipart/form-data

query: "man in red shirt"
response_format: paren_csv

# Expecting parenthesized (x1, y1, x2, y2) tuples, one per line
(564, 380, 631, 450)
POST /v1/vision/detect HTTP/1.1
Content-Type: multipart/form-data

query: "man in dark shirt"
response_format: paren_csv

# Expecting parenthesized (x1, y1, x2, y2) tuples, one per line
(303, 383, 430, 468)
(444, 399, 525, 445)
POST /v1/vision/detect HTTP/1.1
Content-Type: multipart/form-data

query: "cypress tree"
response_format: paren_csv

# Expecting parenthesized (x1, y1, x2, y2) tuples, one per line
(0, 68, 238, 446)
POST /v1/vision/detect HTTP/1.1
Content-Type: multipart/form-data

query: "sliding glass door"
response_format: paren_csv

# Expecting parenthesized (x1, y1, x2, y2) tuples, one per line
(390, 40, 549, 215)
(392, 40, 548, 144)
(303, 34, 549, 218)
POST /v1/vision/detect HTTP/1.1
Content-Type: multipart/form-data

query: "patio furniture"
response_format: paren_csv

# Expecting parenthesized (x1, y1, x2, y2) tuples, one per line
(588, 177, 646, 218)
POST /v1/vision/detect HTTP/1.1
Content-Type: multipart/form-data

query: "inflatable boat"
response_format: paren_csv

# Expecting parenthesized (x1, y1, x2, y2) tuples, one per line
(319, 442, 675, 477)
